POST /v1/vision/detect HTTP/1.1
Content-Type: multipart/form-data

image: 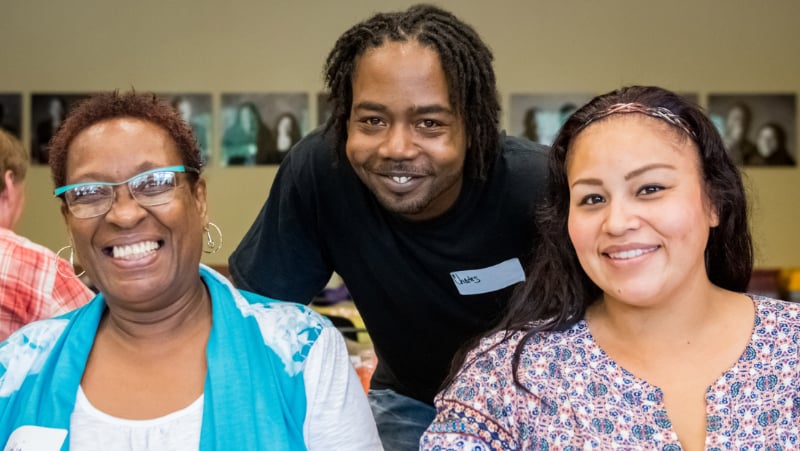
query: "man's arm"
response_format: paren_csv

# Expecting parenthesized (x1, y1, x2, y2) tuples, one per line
(228, 139, 333, 305)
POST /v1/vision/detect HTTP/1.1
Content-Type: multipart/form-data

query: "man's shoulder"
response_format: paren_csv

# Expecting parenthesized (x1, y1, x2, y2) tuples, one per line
(0, 229, 58, 264)
(489, 133, 549, 200)
(0, 228, 37, 249)
(283, 127, 338, 167)
(499, 133, 550, 163)
(278, 127, 354, 188)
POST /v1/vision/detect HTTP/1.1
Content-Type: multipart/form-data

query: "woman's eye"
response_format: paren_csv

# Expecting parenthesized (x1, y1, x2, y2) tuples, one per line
(71, 186, 109, 204)
(419, 119, 439, 128)
(364, 117, 384, 126)
(638, 185, 664, 196)
(579, 194, 604, 205)
(133, 173, 175, 195)
(70, 187, 108, 204)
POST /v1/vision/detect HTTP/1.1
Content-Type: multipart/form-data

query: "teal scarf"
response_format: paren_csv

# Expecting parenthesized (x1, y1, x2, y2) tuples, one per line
(0, 265, 325, 450)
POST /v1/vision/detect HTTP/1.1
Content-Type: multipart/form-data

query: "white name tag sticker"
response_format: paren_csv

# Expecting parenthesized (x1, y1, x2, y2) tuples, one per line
(5, 425, 67, 451)
(450, 258, 526, 295)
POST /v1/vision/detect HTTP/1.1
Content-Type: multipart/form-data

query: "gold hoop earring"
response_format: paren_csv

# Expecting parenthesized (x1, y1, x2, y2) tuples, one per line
(56, 245, 86, 278)
(203, 222, 223, 254)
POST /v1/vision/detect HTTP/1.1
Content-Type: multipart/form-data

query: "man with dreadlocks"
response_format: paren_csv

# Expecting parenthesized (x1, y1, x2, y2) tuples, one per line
(229, 4, 548, 449)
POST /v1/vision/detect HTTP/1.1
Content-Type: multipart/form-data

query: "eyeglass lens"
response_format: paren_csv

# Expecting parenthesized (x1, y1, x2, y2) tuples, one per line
(65, 171, 179, 218)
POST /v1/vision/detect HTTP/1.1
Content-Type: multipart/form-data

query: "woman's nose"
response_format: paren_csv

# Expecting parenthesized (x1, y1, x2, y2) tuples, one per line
(104, 185, 148, 226)
(602, 199, 640, 235)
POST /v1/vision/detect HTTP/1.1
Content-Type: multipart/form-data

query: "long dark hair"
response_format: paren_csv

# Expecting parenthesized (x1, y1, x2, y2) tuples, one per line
(443, 85, 753, 391)
(323, 3, 500, 180)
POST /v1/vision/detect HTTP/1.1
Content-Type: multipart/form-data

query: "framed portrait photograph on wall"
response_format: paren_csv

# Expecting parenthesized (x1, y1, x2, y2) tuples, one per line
(220, 93, 309, 166)
(708, 93, 796, 167)
(30, 93, 92, 165)
(158, 93, 213, 166)
(0, 94, 22, 139)
(509, 93, 594, 145)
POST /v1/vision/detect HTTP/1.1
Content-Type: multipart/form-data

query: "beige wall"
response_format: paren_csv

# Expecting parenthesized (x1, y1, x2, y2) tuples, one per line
(4, 0, 799, 268)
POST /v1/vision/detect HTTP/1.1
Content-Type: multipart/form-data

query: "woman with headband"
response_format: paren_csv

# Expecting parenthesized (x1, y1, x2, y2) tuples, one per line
(422, 86, 798, 450)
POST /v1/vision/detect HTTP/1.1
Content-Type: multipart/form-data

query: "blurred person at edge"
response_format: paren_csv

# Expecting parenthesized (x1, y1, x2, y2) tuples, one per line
(0, 128, 92, 341)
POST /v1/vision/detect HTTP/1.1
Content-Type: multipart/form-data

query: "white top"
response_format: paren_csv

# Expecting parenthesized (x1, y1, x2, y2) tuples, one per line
(70, 387, 203, 451)
(69, 327, 383, 450)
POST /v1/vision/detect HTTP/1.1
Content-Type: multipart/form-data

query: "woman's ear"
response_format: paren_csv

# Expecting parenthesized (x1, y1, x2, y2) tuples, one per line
(706, 191, 720, 228)
(709, 206, 720, 228)
(193, 178, 208, 222)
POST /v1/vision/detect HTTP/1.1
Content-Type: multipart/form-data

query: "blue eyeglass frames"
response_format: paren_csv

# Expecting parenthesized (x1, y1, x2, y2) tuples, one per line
(54, 165, 200, 219)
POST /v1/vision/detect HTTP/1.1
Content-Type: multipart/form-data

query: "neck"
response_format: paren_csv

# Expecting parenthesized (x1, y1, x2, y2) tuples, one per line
(0, 176, 22, 230)
(99, 279, 212, 348)
(586, 282, 735, 351)
(0, 217, 12, 230)
(0, 202, 16, 229)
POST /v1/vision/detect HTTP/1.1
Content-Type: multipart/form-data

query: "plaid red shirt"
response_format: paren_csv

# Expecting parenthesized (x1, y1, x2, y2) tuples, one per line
(0, 228, 93, 341)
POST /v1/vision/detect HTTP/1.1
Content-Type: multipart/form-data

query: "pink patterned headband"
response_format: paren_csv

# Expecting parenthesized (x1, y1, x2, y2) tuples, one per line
(577, 102, 697, 139)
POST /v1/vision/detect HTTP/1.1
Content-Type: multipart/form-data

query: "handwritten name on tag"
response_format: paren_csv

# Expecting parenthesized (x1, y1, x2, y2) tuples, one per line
(5, 425, 67, 451)
(450, 258, 525, 295)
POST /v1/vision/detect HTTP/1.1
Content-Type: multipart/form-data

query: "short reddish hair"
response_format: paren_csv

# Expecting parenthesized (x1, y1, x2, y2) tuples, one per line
(49, 91, 202, 191)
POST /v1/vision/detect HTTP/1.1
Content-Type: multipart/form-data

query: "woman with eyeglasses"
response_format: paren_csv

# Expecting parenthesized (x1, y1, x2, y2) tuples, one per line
(0, 91, 382, 450)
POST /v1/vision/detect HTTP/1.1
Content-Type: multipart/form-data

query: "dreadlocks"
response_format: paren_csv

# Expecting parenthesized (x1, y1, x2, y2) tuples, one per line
(323, 4, 500, 180)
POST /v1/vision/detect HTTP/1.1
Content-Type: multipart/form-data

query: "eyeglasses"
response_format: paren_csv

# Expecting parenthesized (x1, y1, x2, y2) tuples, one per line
(54, 165, 200, 219)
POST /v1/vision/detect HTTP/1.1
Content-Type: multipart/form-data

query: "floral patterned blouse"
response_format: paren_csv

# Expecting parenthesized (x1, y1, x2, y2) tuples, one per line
(421, 296, 800, 450)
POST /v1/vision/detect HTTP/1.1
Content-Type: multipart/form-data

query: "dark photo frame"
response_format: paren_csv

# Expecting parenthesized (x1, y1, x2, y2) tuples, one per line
(158, 93, 213, 166)
(30, 93, 92, 165)
(0, 94, 22, 139)
(708, 93, 796, 167)
(220, 93, 309, 166)
(509, 93, 594, 145)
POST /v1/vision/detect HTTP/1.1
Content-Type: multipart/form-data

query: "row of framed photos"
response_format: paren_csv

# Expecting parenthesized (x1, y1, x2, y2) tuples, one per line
(0, 92, 331, 167)
(511, 93, 797, 167)
(0, 91, 796, 167)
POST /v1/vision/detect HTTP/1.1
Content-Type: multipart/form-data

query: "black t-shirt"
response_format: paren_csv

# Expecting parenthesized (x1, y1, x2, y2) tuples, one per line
(229, 129, 549, 404)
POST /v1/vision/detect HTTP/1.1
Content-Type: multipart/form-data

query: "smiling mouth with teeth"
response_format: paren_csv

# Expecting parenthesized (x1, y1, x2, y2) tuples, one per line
(606, 247, 658, 260)
(392, 176, 413, 184)
(106, 240, 163, 260)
